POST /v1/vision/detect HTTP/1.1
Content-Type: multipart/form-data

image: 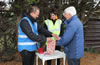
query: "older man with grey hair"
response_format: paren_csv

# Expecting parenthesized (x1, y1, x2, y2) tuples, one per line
(57, 6, 84, 65)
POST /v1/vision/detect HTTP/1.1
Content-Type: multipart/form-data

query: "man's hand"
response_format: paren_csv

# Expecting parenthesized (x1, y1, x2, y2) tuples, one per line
(47, 37, 53, 43)
(52, 34, 60, 40)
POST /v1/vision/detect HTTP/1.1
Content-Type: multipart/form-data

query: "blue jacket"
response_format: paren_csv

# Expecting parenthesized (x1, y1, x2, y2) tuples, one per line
(57, 15, 84, 59)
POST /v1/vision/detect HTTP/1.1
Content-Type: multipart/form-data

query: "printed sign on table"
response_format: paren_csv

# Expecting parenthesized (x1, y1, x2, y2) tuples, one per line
(47, 40, 56, 54)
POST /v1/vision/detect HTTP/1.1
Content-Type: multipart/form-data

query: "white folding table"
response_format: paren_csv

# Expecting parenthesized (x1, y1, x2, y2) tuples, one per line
(36, 50, 66, 65)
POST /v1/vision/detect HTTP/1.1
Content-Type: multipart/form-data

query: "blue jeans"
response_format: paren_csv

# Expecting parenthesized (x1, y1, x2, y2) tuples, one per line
(68, 59, 80, 65)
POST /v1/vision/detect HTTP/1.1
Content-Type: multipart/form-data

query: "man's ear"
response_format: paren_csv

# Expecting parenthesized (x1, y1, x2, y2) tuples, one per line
(69, 13, 72, 17)
(32, 12, 35, 15)
(30, 12, 33, 16)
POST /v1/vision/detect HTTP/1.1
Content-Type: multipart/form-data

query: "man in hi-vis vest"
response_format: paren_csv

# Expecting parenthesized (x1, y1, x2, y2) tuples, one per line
(44, 8, 64, 65)
(18, 6, 59, 65)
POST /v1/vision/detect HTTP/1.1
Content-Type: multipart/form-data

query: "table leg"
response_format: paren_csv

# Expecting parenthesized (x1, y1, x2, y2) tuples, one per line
(63, 56, 65, 65)
(56, 59, 57, 65)
(36, 56, 38, 65)
(42, 60, 45, 65)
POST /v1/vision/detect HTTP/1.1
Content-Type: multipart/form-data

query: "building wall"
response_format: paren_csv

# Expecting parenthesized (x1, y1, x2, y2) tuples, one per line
(85, 19, 100, 51)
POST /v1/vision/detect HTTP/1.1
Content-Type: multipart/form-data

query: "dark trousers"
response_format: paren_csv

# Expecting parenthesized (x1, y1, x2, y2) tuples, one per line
(68, 59, 80, 65)
(47, 46, 61, 65)
(20, 50, 35, 65)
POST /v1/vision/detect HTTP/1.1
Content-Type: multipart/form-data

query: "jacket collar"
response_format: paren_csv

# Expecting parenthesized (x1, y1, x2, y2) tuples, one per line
(64, 15, 77, 24)
(24, 13, 37, 23)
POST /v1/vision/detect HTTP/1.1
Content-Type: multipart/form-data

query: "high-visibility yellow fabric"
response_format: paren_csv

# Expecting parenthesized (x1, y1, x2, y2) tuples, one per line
(44, 19, 62, 45)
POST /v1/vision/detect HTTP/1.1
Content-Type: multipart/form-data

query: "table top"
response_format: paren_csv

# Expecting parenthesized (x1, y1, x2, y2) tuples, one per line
(36, 50, 66, 60)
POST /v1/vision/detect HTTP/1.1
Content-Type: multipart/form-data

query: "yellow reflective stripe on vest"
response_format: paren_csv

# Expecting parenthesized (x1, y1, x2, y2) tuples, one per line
(18, 35, 28, 38)
(18, 42, 36, 45)
(49, 29, 60, 32)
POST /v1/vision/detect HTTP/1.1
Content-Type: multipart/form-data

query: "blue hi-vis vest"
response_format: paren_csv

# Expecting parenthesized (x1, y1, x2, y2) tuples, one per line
(18, 17, 38, 52)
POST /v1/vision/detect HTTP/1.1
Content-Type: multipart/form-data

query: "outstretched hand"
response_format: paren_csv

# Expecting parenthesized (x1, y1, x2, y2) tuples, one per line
(52, 33, 60, 40)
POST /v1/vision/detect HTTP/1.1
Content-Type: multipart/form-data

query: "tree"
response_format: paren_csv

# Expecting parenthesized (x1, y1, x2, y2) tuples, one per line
(40, 0, 100, 25)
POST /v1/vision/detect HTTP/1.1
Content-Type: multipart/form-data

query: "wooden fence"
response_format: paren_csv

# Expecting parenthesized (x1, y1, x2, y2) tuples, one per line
(84, 19, 100, 51)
